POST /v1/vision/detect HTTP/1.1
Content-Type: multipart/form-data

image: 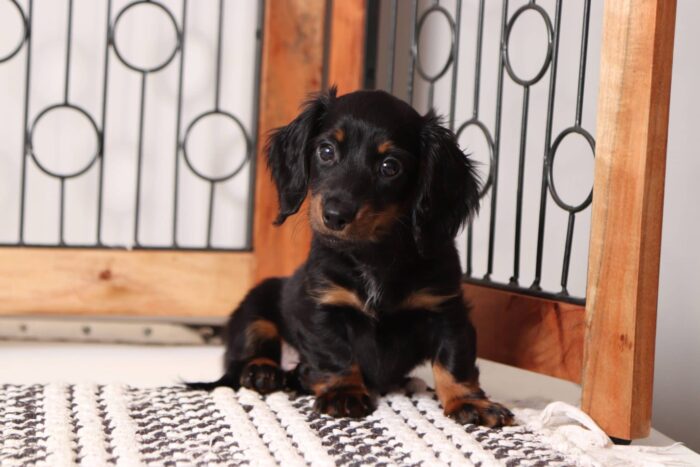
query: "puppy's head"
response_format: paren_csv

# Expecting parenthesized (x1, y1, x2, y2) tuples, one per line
(266, 88, 480, 252)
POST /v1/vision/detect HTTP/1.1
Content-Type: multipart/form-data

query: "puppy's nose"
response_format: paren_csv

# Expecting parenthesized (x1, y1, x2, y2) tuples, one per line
(322, 199, 358, 231)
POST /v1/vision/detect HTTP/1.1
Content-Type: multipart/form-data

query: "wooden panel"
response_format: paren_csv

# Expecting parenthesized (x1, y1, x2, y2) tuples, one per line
(581, 0, 677, 439)
(465, 284, 585, 383)
(0, 249, 253, 317)
(252, 0, 368, 282)
(328, 0, 367, 94)
(252, 0, 325, 282)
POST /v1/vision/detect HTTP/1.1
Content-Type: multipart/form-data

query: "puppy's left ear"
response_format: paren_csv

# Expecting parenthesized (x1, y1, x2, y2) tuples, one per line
(412, 111, 480, 251)
(266, 87, 336, 225)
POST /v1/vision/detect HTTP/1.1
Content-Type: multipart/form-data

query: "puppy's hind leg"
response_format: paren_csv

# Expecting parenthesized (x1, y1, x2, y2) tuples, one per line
(186, 278, 286, 395)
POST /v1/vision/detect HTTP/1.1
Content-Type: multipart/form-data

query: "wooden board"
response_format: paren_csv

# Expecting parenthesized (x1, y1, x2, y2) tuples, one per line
(252, 0, 367, 283)
(0, 249, 253, 317)
(328, 0, 368, 94)
(465, 284, 585, 383)
(581, 0, 677, 440)
(252, 0, 326, 282)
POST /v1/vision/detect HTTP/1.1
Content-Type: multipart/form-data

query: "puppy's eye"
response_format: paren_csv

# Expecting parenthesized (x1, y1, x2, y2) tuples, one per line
(379, 157, 402, 178)
(317, 143, 336, 163)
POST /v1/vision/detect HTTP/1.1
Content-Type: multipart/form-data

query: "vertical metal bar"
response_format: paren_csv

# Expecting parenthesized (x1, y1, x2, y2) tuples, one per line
(466, 223, 474, 276)
(472, 0, 485, 118)
(427, 82, 434, 110)
(172, 0, 188, 247)
(214, 0, 224, 110)
(560, 212, 575, 294)
(96, 0, 113, 245)
(59, 179, 66, 245)
(532, 0, 562, 289)
(133, 73, 147, 247)
(386, 0, 398, 92)
(321, 0, 333, 90)
(18, 0, 34, 244)
(64, 0, 74, 104)
(575, 0, 591, 127)
(246, 0, 265, 250)
(407, 0, 418, 105)
(206, 181, 215, 247)
(447, 0, 462, 131)
(465, 0, 485, 277)
(485, 0, 509, 279)
(510, 85, 530, 285)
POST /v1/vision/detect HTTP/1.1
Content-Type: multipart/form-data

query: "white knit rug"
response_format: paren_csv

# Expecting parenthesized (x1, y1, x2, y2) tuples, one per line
(0, 383, 683, 467)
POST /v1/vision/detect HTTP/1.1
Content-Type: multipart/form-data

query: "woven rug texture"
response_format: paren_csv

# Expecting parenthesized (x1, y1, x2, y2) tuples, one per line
(0, 383, 681, 467)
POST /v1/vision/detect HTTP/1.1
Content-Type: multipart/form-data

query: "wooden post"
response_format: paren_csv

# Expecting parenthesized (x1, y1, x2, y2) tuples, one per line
(581, 0, 677, 440)
(252, 0, 367, 282)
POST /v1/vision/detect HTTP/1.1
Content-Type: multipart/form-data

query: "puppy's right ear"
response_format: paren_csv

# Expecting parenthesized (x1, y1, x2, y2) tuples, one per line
(266, 87, 336, 225)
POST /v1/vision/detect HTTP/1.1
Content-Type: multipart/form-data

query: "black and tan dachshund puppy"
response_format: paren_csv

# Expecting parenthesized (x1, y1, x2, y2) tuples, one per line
(188, 88, 514, 428)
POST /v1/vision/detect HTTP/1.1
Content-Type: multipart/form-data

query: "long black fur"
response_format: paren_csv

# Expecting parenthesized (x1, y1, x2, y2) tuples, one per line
(187, 89, 513, 427)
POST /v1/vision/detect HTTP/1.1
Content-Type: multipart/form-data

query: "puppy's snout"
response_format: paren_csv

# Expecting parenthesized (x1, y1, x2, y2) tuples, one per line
(322, 198, 358, 231)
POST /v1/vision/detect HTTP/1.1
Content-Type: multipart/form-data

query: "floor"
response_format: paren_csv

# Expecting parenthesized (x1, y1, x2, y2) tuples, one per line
(1, 341, 698, 464)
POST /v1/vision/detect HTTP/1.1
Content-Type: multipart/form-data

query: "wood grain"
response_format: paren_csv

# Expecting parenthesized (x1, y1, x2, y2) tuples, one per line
(465, 284, 585, 383)
(252, 0, 325, 282)
(0, 249, 253, 317)
(252, 0, 367, 282)
(328, 0, 367, 94)
(581, 0, 677, 439)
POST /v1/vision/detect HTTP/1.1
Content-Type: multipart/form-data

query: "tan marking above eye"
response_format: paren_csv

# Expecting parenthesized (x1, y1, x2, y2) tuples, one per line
(334, 128, 345, 142)
(313, 282, 374, 317)
(377, 140, 394, 154)
(400, 289, 459, 311)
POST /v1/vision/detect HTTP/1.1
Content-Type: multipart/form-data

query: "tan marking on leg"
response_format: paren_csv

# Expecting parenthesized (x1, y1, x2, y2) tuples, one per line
(432, 363, 481, 413)
(243, 319, 280, 360)
(400, 289, 459, 311)
(245, 319, 278, 343)
(311, 364, 367, 396)
(247, 357, 278, 367)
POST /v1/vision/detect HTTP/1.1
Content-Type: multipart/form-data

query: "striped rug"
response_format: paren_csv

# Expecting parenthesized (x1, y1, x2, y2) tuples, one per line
(0, 384, 677, 466)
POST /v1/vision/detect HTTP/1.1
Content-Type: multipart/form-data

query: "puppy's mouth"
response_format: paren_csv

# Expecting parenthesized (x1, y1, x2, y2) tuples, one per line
(309, 195, 399, 244)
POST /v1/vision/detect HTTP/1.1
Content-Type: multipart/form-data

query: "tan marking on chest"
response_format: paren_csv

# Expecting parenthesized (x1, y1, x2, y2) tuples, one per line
(313, 282, 375, 317)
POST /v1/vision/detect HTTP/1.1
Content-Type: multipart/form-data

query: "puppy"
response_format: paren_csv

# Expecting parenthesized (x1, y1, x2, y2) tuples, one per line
(188, 88, 514, 428)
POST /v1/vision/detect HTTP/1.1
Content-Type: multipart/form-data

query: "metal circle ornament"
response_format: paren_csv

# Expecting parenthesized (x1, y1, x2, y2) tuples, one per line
(28, 104, 102, 179)
(547, 127, 595, 213)
(111, 0, 181, 73)
(413, 5, 456, 83)
(182, 110, 252, 183)
(455, 118, 495, 198)
(504, 4, 554, 87)
(0, 0, 28, 63)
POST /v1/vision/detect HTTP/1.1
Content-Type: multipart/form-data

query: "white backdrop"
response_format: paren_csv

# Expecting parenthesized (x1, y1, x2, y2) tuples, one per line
(0, 0, 697, 451)
(0, 0, 259, 249)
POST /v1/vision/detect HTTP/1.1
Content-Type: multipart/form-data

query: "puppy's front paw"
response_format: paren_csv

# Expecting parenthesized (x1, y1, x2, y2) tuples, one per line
(239, 358, 285, 395)
(313, 389, 374, 418)
(446, 398, 514, 428)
